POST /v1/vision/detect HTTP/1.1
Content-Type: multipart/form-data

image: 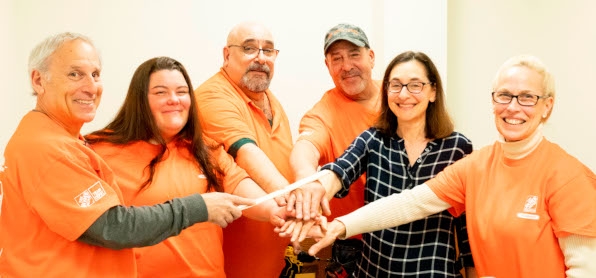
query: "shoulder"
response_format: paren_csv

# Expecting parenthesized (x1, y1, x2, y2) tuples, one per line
(542, 139, 592, 173)
(449, 132, 473, 149)
(8, 116, 76, 160)
(357, 127, 385, 143)
(432, 132, 473, 151)
(195, 71, 225, 91)
(446, 131, 472, 143)
(300, 89, 340, 123)
(195, 71, 238, 99)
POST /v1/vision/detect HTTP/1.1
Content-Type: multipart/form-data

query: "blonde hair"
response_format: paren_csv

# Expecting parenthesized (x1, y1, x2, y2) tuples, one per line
(492, 54, 556, 120)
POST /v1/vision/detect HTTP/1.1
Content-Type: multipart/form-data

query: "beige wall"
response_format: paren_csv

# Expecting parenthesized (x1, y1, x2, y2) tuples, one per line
(447, 0, 596, 170)
(1, 0, 593, 172)
(0, 0, 446, 164)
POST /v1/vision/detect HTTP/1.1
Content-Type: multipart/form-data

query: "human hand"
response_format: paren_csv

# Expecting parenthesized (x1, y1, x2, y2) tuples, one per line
(201, 192, 255, 228)
(307, 219, 346, 256)
(269, 204, 296, 228)
(276, 216, 327, 243)
(274, 195, 287, 207)
(286, 180, 330, 221)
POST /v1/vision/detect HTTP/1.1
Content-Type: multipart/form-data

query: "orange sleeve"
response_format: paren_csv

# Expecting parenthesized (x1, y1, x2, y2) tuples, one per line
(212, 144, 249, 194)
(426, 156, 470, 217)
(297, 103, 332, 159)
(548, 165, 596, 238)
(195, 74, 257, 152)
(29, 147, 121, 241)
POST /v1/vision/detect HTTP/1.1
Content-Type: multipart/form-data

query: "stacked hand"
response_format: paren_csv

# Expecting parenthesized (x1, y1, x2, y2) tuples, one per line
(273, 213, 347, 256)
(269, 171, 349, 256)
(285, 180, 330, 220)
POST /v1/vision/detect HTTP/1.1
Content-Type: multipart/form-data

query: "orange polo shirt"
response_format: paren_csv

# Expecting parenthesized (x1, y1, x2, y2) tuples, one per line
(91, 137, 248, 278)
(195, 68, 293, 278)
(427, 139, 596, 278)
(297, 85, 381, 225)
(0, 111, 134, 277)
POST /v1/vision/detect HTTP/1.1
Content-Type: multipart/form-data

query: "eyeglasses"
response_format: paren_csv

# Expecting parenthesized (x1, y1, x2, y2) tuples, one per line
(387, 81, 432, 94)
(228, 45, 279, 59)
(491, 92, 548, 107)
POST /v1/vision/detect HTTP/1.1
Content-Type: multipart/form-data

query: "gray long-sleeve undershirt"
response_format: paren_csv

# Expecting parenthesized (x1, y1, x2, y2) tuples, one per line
(78, 193, 208, 250)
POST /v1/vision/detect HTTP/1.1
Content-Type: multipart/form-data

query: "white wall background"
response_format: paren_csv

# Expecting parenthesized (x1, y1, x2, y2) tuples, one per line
(1, 0, 594, 172)
(447, 0, 596, 171)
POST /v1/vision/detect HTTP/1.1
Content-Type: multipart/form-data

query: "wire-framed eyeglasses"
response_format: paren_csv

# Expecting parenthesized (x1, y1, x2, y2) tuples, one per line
(492, 92, 548, 107)
(387, 81, 432, 94)
(228, 45, 279, 59)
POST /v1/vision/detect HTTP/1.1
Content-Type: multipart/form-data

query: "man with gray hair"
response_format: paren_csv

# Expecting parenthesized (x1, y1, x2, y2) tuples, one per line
(0, 32, 253, 277)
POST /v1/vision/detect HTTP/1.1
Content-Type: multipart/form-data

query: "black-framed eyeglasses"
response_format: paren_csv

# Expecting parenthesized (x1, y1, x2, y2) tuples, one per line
(491, 92, 548, 107)
(228, 45, 279, 58)
(387, 81, 432, 94)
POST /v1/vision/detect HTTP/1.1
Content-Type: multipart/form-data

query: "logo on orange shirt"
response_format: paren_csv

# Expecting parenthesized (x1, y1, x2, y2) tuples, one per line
(74, 181, 107, 207)
(517, 195, 540, 220)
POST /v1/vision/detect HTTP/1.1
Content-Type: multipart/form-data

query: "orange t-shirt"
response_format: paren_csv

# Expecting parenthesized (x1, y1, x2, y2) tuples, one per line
(0, 111, 134, 277)
(91, 138, 248, 278)
(427, 139, 596, 277)
(297, 85, 381, 224)
(195, 68, 293, 278)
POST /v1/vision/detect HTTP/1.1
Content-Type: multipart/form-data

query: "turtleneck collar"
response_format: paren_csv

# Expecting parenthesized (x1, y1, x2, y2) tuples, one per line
(498, 124, 544, 159)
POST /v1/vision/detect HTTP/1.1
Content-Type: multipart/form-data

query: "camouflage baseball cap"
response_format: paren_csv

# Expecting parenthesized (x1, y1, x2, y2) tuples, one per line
(323, 23, 370, 54)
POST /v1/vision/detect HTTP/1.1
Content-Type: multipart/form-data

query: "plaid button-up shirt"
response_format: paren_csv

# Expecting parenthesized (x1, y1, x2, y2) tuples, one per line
(322, 128, 474, 277)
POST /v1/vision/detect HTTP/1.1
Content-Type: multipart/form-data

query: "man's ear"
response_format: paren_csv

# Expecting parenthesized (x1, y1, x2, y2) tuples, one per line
(368, 49, 375, 69)
(31, 69, 45, 95)
(223, 46, 230, 68)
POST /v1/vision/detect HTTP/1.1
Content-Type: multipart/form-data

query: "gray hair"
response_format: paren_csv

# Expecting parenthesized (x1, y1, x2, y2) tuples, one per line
(28, 32, 100, 77)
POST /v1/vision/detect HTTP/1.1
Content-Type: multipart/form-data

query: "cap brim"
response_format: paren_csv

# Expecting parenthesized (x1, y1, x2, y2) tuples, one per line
(324, 37, 367, 54)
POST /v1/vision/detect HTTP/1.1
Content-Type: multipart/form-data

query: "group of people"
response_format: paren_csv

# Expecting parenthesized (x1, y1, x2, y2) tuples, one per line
(0, 20, 594, 278)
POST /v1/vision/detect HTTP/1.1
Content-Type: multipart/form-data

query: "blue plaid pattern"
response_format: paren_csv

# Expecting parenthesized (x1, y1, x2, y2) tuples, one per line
(322, 128, 474, 277)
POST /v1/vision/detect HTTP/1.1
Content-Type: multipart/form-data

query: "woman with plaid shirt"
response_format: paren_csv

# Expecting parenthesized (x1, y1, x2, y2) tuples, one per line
(302, 51, 476, 277)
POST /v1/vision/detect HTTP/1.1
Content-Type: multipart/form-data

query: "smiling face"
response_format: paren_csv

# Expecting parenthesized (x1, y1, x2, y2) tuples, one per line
(325, 40, 375, 100)
(147, 69, 191, 142)
(224, 22, 276, 94)
(492, 65, 553, 142)
(32, 39, 102, 135)
(386, 60, 436, 125)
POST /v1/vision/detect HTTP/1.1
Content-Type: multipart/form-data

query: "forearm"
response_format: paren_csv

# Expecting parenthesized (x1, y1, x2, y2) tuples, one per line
(559, 234, 596, 277)
(236, 143, 289, 192)
(78, 194, 207, 249)
(290, 140, 321, 180)
(318, 169, 342, 201)
(336, 184, 450, 238)
(232, 178, 275, 222)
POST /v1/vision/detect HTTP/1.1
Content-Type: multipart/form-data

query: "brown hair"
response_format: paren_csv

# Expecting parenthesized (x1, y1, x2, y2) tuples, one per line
(375, 51, 454, 139)
(86, 57, 223, 192)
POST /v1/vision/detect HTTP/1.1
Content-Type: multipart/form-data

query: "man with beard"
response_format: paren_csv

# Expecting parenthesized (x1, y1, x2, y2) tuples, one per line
(194, 21, 293, 278)
(287, 23, 382, 277)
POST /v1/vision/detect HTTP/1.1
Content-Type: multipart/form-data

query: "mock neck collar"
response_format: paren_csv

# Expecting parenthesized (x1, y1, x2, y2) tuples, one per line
(498, 124, 544, 159)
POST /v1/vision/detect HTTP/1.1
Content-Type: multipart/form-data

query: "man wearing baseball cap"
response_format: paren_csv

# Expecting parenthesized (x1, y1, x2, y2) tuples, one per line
(288, 23, 381, 277)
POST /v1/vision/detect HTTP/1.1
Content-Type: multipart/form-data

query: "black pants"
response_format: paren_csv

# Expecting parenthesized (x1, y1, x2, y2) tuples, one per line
(326, 238, 362, 278)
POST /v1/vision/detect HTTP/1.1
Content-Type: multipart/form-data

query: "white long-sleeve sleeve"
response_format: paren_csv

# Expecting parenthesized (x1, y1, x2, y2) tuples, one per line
(559, 234, 596, 277)
(335, 184, 451, 239)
